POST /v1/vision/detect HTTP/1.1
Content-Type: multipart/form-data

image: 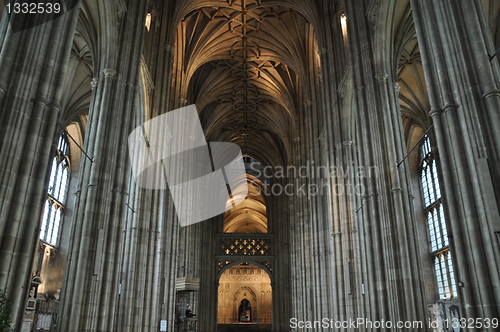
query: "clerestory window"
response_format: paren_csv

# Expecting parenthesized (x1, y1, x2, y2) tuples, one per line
(40, 134, 70, 247)
(420, 135, 456, 299)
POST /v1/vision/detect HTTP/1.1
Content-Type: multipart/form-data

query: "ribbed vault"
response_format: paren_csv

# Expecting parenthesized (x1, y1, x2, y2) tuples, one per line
(393, 1, 431, 130)
(224, 175, 267, 233)
(395, 0, 500, 133)
(177, 0, 316, 166)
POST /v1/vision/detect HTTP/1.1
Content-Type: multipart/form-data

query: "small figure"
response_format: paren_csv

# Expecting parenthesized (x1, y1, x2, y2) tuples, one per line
(185, 305, 196, 317)
(30, 271, 42, 298)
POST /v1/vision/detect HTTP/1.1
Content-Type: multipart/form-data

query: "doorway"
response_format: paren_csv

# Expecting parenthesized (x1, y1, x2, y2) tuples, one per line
(217, 263, 272, 331)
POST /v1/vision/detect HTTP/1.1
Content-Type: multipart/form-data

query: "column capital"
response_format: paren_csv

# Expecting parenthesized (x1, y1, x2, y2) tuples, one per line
(48, 103, 62, 112)
(103, 68, 117, 78)
(33, 98, 49, 107)
(443, 103, 458, 113)
(429, 108, 443, 117)
(483, 89, 500, 101)
(375, 72, 388, 82)
(394, 82, 401, 94)
(33, 99, 62, 112)
(342, 140, 353, 147)
(90, 77, 99, 89)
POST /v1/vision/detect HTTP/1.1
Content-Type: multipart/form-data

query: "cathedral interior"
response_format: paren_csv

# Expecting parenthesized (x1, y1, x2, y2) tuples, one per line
(1, 0, 500, 331)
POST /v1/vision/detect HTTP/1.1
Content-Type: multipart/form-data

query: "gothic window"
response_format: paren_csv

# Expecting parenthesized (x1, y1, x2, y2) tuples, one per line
(420, 135, 456, 299)
(40, 134, 70, 247)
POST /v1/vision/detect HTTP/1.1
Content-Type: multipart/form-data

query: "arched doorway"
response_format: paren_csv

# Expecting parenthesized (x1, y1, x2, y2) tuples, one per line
(217, 263, 272, 331)
(238, 299, 252, 322)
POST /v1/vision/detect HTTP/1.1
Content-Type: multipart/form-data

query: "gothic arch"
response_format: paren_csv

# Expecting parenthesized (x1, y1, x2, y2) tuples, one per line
(371, 0, 399, 72)
(217, 264, 272, 325)
(393, 1, 431, 131)
(79, 0, 129, 69)
(223, 174, 268, 233)
(233, 286, 257, 321)
(60, 17, 94, 126)
(233, 285, 257, 302)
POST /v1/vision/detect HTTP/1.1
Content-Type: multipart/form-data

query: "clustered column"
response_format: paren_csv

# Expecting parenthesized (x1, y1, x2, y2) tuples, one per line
(0, 7, 80, 328)
(410, 0, 500, 322)
(57, 1, 155, 331)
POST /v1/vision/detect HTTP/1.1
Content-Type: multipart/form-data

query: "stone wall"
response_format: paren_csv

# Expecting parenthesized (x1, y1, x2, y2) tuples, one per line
(217, 265, 272, 325)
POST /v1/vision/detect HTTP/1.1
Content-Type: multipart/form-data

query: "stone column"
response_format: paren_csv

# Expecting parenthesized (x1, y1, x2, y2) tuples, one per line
(344, 0, 428, 328)
(57, 1, 149, 331)
(410, 0, 500, 322)
(0, 6, 80, 330)
(141, 3, 183, 330)
(316, 1, 367, 326)
(267, 177, 292, 332)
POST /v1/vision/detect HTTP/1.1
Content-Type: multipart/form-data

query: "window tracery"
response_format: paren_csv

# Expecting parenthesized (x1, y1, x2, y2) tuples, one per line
(40, 134, 70, 247)
(420, 135, 456, 299)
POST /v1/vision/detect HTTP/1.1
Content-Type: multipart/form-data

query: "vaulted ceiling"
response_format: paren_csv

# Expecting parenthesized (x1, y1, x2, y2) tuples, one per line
(223, 174, 267, 233)
(178, 0, 316, 165)
(393, 0, 430, 131)
(395, 0, 500, 135)
(36, 0, 500, 161)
